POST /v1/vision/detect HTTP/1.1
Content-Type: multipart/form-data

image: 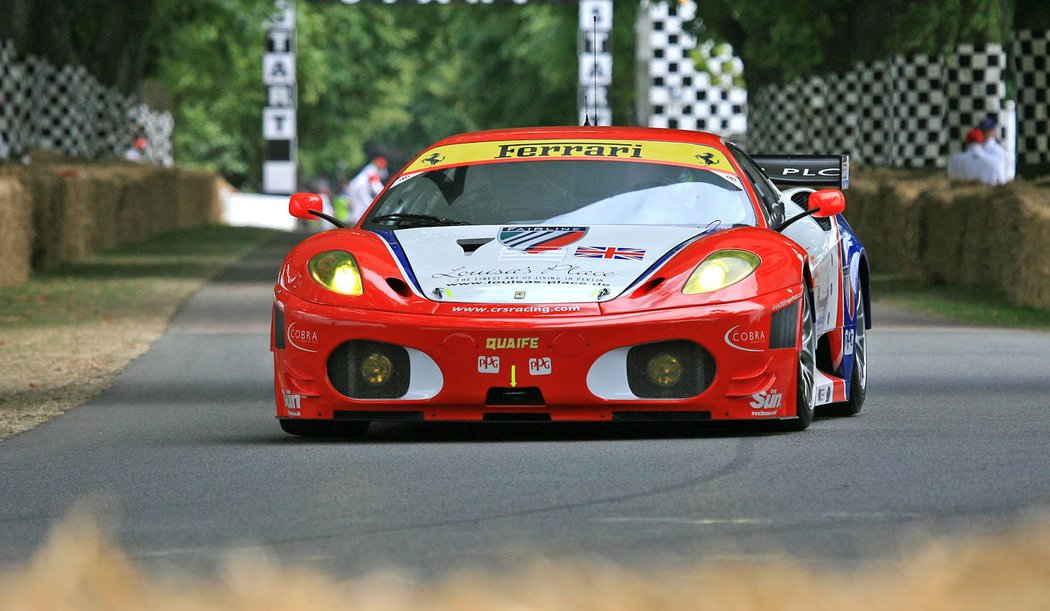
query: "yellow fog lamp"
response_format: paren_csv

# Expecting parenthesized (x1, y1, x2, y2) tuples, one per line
(308, 251, 363, 296)
(646, 353, 683, 387)
(683, 250, 760, 294)
(361, 353, 394, 386)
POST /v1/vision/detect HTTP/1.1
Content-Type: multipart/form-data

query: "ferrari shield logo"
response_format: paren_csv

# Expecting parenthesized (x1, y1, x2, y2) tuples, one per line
(498, 226, 588, 254)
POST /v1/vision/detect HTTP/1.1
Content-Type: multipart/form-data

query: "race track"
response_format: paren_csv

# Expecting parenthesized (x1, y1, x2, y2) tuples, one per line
(1, 232, 1048, 577)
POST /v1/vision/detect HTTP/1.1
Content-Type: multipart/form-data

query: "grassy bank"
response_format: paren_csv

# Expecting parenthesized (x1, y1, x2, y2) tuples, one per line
(872, 275, 1050, 329)
(0, 225, 282, 439)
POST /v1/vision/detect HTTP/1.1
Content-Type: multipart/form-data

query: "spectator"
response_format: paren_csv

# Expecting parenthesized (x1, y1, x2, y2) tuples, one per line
(977, 117, 1012, 184)
(947, 128, 1002, 185)
(124, 136, 148, 162)
(345, 156, 388, 224)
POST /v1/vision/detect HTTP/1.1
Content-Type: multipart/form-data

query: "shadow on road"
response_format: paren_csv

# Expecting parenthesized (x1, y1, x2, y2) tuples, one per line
(245, 419, 807, 445)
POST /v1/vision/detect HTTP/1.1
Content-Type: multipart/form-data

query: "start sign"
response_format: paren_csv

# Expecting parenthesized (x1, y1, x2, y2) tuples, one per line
(263, 0, 297, 194)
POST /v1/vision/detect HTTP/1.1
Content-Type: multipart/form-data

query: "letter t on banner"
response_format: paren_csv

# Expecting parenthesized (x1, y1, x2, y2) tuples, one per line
(263, 0, 297, 194)
(579, 0, 613, 126)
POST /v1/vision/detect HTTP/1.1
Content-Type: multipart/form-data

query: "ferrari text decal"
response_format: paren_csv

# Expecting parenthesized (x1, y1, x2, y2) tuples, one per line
(402, 139, 736, 175)
(496, 142, 641, 159)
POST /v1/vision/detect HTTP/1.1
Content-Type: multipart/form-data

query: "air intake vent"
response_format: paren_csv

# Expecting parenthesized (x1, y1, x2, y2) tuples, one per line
(328, 340, 410, 399)
(770, 301, 800, 349)
(485, 387, 545, 406)
(626, 340, 715, 399)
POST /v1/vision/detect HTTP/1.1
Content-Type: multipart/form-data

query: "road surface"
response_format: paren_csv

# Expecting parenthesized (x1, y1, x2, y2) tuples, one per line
(2, 232, 1048, 577)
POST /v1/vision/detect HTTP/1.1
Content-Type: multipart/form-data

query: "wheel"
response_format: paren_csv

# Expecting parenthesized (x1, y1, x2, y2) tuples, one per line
(827, 292, 867, 416)
(783, 287, 816, 431)
(279, 419, 370, 438)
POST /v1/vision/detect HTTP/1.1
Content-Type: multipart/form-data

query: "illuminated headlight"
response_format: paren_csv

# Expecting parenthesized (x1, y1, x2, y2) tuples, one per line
(683, 250, 760, 294)
(361, 353, 393, 386)
(308, 251, 363, 296)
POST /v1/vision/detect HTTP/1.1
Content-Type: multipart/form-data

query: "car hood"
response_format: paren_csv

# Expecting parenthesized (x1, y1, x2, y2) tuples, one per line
(390, 225, 710, 304)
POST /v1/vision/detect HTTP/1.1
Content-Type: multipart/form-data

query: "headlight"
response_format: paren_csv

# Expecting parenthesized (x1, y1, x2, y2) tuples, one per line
(308, 250, 363, 296)
(683, 250, 760, 294)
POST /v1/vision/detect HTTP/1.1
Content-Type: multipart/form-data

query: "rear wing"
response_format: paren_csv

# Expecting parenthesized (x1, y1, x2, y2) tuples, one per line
(751, 155, 850, 190)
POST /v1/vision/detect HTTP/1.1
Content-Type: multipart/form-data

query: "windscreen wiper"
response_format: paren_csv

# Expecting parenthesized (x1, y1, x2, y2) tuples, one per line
(370, 213, 471, 228)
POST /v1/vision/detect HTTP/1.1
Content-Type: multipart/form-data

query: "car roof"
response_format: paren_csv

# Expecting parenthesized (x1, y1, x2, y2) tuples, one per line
(429, 126, 727, 149)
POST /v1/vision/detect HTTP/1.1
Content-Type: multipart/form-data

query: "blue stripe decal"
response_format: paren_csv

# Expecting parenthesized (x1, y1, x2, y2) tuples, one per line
(622, 227, 723, 294)
(372, 230, 423, 293)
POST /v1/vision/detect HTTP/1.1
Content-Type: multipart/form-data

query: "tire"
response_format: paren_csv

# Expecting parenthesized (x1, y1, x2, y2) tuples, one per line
(826, 293, 867, 417)
(279, 419, 370, 438)
(783, 287, 816, 431)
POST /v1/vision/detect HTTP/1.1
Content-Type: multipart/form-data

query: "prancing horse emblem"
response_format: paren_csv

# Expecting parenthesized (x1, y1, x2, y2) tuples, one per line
(421, 152, 445, 166)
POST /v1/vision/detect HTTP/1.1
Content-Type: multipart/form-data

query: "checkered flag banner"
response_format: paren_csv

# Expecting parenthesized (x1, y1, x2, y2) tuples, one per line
(636, 0, 747, 136)
(743, 44, 1009, 168)
(0, 39, 173, 165)
(1013, 29, 1050, 167)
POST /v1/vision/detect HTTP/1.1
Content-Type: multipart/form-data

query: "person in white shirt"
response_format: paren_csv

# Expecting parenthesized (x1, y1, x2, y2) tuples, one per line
(977, 117, 1012, 184)
(124, 136, 148, 162)
(947, 128, 1005, 186)
(345, 156, 389, 224)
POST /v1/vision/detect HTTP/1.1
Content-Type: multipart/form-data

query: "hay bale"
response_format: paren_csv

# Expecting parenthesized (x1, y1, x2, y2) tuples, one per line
(0, 174, 33, 286)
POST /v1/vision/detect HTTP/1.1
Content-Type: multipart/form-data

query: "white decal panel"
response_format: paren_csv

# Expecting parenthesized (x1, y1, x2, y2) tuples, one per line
(396, 225, 703, 304)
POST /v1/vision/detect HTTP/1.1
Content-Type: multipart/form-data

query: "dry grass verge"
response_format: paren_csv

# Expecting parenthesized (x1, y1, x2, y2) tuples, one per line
(0, 225, 282, 439)
(1, 509, 1048, 610)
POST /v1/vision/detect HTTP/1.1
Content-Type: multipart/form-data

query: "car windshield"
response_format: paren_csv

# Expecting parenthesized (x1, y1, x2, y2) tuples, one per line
(360, 159, 756, 230)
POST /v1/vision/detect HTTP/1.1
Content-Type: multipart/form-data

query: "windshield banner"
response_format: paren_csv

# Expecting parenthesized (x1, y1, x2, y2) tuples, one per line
(403, 139, 736, 175)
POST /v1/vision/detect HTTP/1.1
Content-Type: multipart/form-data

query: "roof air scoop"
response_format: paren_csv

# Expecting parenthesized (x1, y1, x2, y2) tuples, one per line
(457, 238, 493, 255)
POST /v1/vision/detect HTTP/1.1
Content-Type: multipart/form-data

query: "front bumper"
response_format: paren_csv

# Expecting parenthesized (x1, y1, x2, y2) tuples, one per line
(272, 286, 803, 422)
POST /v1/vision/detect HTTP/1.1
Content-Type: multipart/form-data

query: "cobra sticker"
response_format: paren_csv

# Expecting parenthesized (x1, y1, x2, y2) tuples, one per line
(725, 325, 767, 352)
(402, 139, 736, 175)
(286, 323, 318, 353)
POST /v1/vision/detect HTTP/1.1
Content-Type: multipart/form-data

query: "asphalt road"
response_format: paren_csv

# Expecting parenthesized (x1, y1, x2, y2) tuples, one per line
(1, 232, 1048, 577)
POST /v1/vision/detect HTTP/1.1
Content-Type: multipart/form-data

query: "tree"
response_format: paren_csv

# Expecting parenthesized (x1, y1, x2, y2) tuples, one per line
(683, 0, 1009, 91)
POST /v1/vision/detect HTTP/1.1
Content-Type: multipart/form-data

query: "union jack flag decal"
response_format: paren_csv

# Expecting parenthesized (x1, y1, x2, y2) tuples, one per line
(574, 246, 646, 260)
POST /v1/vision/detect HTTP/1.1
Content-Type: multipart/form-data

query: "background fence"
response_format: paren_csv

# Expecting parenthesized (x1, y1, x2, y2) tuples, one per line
(0, 40, 173, 166)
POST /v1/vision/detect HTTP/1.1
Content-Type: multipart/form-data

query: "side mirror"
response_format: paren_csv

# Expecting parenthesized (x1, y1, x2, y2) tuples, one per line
(809, 189, 845, 217)
(289, 192, 324, 220)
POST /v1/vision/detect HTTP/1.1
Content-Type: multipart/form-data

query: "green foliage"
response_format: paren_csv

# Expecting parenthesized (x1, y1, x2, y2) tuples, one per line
(684, 0, 1008, 90)
(146, 0, 274, 184)
(2, 0, 638, 189)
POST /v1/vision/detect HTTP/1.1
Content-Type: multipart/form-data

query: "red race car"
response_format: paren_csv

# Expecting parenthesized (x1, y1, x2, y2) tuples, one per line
(271, 126, 870, 436)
